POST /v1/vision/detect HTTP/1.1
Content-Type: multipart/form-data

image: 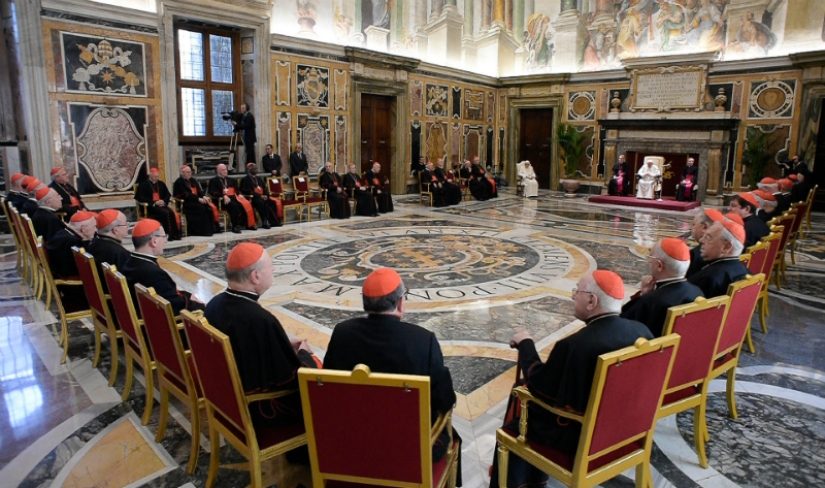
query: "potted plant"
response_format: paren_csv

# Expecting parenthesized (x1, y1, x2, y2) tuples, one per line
(556, 123, 585, 194)
(741, 127, 771, 189)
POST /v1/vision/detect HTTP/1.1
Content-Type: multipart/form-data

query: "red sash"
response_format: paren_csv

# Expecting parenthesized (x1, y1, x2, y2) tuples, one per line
(225, 187, 236, 196)
(236, 195, 256, 227)
(191, 186, 199, 196)
(487, 177, 497, 193)
(373, 178, 380, 186)
(207, 201, 219, 223)
(152, 191, 160, 202)
(69, 195, 81, 208)
(268, 196, 284, 219)
(173, 209, 181, 228)
(254, 187, 264, 195)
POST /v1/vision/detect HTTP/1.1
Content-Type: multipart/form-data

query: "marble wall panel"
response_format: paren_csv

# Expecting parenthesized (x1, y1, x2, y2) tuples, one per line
(297, 114, 329, 174)
(411, 121, 422, 164)
(410, 80, 423, 117)
(451, 123, 461, 163)
(333, 69, 347, 110)
(452, 87, 462, 119)
(731, 81, 745, 117)
(275, 60, 292, 106)
(464, 89, 484, 121)
(748, 80, 796, 119)
(464, 125, 483, 162)
(58, 32, 147, 97)
(296, 64, 330, 108)
(242, 59, 255, 109)
(486, 92, 495, 123)
(425, 83, 449, 117)
(277, 112, 292, 160)
(741, 125, 792, 185)
(425, 121, 448, 163)
(335, 115, 347, 165)
(486, 126, 494, 166)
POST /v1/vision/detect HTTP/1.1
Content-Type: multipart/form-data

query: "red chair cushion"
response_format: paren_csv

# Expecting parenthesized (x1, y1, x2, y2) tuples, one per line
(212, 408, 305, 450)
(662, 385, 699, 406)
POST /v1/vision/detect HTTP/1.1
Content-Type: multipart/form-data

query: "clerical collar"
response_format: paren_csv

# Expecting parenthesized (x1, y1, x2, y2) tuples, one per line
(130, 251, 158, 264)
(97, 234, 122, 245)
(367, 313, 401, 323)
(225, 289, 260, 302)
(40, 205, 57, 212)
(655, 277, 685, 289)
(701, 256, 740, 269)
(585, 313, 619, 325)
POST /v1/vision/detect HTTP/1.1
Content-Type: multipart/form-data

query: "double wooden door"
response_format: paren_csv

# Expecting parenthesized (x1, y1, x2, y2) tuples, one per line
(519, 109, 553, 189)
(360, 94, 393, 183)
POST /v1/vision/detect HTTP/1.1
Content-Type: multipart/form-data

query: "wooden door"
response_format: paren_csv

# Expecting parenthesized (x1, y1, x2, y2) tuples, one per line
(361, 94, 393, 183)
(519, 108, 553, 189)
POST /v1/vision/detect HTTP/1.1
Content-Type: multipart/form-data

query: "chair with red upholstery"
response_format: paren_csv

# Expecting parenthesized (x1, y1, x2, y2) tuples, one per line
(755, 229, 783, 334)
(2, 197, 25, 278)
(738, 252, 751, 269)
(136, 285, 203, 474)
(767, 212, 794, 289)
(656, 296, 730, 468)
(495, 335, 680, 488)
(181, 310, 307, 488)
(803, 184, 817, 237)
(703, 274, 764, 444)
(787, 201, 808, 265)
(18, 212, 46, 301)
(267, 176, 303, 223)
(294, 175, 327, 221)
(72, 247, 122, 386)
(298, 364, 460, 488)
(103, 263, 157, 425)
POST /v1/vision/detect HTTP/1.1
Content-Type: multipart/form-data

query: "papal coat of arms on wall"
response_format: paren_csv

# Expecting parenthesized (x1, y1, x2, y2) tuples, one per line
(296, 64, 329, 108)
(60, 32, 147, 97)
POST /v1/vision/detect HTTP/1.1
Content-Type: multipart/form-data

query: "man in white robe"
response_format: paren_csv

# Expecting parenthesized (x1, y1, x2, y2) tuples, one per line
(636, 158, 661, 200)
(518, 161, 539, 198)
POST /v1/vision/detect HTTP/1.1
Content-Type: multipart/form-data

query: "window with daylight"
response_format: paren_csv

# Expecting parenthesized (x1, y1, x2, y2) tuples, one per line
(175, 25, 241, 142)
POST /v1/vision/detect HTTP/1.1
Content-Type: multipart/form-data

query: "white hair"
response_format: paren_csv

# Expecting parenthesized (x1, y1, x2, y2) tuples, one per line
(757, 183, 779, 193)
(651, 242, 689, 278)
(585, 278, 623, 314)
(719, 226, 745, 256)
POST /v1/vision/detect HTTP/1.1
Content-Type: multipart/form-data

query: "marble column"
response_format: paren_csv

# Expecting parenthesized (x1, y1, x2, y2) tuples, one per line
(493, 0, 506, 28)
(513, 0, 525, 43)
(425, 2, 464, 66)
(481, 0, 492, 30)
(414, 0, 428, 57)
(552, 5, 584, 72)
(505, 0, 513, 31)
(602, 143, 617, 193)
(464, 0, 474, 37)
(706, 145, 723, 205)
(13, 0, 53, 177)
(430, 0, 443, 19)
(475, 22, 520, 76)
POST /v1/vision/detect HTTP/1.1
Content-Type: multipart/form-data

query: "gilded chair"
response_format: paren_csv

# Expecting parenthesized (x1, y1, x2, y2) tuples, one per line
(496, 335, 680, 488)
(704, 274, 764, 440)
(136, 285, 203, 474)
(419, 172, 434, 206)
(803, 184, 817, 236)
(656, 296, 730, 468)
(755, 229, 783, 333)
(738, 252, 751, 269)
(72, 247, 121, 386)
(787, 201, 809, 265)
(181, 311, 307, 488)
(768, 211, 795, 289)
(169, 197, 187, 237)
(458, 175, 470, 201)
(103, 263, 157, 425)
(1, 197, 25, 277)
(294, 176, 327, 221)
(515, 161, 527, 197)
(134, 184, 149, 220)
(9, 206, 35, 290)
(298, 364, 459, 488)
(267, 176, 304, 223)
(15, 208, 43, 294)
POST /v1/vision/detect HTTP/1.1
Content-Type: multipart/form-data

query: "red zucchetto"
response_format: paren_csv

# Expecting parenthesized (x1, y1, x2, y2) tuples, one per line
(149, 168, 159, 174)
(789, 174, 798, 182)
(35, 187, 51, 201)
(132, 219, 161, 238)
(738, 192, 759, 208)
(779, 179, 793, 190)
(721, 220, 746, 245)
(226, 243, 266, 270)
(50, 167, 62, 176)
(753, 190, 776, 202)
(724, 213, 744, 226)
(363, 268, 402, 298)
(11, 173, 25, 183)
(704, 209, 724, 223)
(661, 238, 690, 262)
(70, 211, 96, 224)
(96, 209, 120, 229)
(26, 179, 42, 192)
(592, 270, 624, 300)
(759, 177, 777, 185)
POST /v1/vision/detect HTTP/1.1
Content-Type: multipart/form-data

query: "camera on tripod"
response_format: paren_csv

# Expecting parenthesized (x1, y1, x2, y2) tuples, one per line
(221, 110, 243, 132)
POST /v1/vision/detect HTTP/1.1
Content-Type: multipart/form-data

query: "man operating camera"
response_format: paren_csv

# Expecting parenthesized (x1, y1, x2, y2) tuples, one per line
(230, 103, 257, 167)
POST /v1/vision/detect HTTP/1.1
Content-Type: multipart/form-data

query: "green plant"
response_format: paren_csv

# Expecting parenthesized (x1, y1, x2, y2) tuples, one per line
(741, 128, 772, 189)
(556, 123, 585, 178)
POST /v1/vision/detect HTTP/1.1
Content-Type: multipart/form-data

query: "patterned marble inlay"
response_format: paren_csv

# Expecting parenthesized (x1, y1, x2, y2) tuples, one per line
(445, 357, 515, 395)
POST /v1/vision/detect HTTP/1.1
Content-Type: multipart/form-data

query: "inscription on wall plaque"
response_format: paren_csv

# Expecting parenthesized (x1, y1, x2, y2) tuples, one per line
(630, 66, 707, 112)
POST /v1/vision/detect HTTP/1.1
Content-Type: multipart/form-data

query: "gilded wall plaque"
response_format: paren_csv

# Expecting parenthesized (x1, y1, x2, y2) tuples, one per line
(629, 66, 707, 112)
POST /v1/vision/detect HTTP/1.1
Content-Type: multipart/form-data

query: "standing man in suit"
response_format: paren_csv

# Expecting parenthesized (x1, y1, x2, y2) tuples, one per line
(289, 143, 308, 176)
(232, 103, 256, 167)
(262, 144, 282, 176)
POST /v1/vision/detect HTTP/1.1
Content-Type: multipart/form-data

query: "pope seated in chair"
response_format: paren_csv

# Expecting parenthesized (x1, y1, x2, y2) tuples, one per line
(636, 158, 661, 200)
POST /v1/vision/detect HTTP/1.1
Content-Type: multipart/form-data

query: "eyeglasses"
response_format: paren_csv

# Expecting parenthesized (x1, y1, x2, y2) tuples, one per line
(571, 287, 593, 296)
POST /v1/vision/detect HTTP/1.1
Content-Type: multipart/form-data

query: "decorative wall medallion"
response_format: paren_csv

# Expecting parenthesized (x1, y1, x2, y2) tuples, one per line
(296, 64, 329, 108)
(70, 105, 146, 192)
(410, 80, 423, 116)
(464, 90, 484, 121)
(275, 61, 291, 106)
(60, 32, 147, 97)
(749, 80, 795, 119)
(567, 91, 596, 121)
(425, 84, 449, 117)
(297, 114, 329, 174)
(241, 37, 254, 54)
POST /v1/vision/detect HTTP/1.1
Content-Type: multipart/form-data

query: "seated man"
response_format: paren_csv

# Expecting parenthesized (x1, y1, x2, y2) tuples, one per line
(790, 172, 813, 203)
(676, 157, 698, 201)
(621, 238, 703, 336)
(752, 190, 778, 223)
(774, 178, 794, 215)
(490, 270, 653, 487)
(462, 156, 497, 201)
(365, 162, 394, 213)
(434, 158, 462, 205)
(636, 158, 660, 200)
(688, 218, 749, 298)
(608, 154, 630, 197)
(48, 166, 87, 219)
(319, 161, 351, 219)
(86, 209, 131, 292)
(205, 243, 319, 431)
(121, 219, 205, 316)
(343, 163, 378, 217)
(324, 268, 458, 464)
(136, 168, 182, 241)
(46, 210, 97, 278)
(208, 163, 256, 234)
(518, 160, 539, 198)
(173, 165, 219, 236)
(22, 178, 46, 218)
(728, 192, 771, 248)
(756, 177, 779, 194)
(240, 163, 281, 228)
(686, 209, 724, 279)
(6, 173, 28, 210)
(261, 143, 282, 176)
(420, 161, 448, 207)
(32, 187, 66, 242)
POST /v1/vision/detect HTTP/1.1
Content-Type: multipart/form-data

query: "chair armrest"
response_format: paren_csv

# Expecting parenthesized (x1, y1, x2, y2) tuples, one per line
(245, 388, 299, 404)
(53, 279, 83, 286)
(431, 409, 452, 445)
(511, 387, 584, 441)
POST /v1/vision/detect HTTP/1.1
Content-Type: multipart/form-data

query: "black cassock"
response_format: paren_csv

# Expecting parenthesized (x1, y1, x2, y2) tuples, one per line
(44, 227, 89, 312)
(774, 192, 792, 215)
(240, 174, 283, 227)
(121, 252, 204, 316)
(49, 181, 86, 220)
(32, 207, 65, 242)
(205, 289, 317, 429)
(434, 167, 462, 205)
(365, 169, 394, 213)
(461, 164, 497, 200)
(687, 257, 749, 298)
(86, 234, 130, 293)
(343, 172, 378, 216)
(8, 191, 27, 211)
(172, 176, 216, 237)
(608, 161, 632, 196)
(676, 164, 699, 201)
(22, 198, 39, 218)
(136, 180, 182, 239)
(489, 314, 653, 488)
(319, 171, 351, 219)
(743, 214, 771, 248)
(621, 278, 704, 337)
(420, 169, 448, 207)
(685, 244, 705, 279)
(324, 314, 458, 466)
(208, 176, 248, 229)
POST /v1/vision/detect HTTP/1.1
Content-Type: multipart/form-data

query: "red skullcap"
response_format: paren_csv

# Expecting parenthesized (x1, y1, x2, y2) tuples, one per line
(759, 177, 777, 185)
(70, 211, 96, 224)
(363, 268, 403, 298)
(132, 219, 161, 238)
(704, 209, 724, 223)
(11, 173, 25, 183)
(35, 187, 51, 201)
(50, 167, 62, 176)
(247, 162, 255, 169)
(721, 220, 746, 245)
(592, 270, 624, 300)
(779, 179, 793, 190)
(753, 190, 776, 202)
(660, 238, 690, 262)
(149, 168, 159, 174)
(724, 212, 744, 226)
(21, 176, 35, 187)
(789, 174, 798, 181)
(738, 192, 759, 208)
(96, 209, 120, 228)
(226, 242, 266, 270)
(26, 179, 42, 192)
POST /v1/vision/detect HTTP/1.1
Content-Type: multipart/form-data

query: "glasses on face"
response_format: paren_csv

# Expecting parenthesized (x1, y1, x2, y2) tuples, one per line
(571, 287, 593, 297)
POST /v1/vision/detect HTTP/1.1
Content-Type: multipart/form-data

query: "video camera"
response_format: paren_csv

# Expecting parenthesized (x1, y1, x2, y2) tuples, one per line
(221, 110, 243, 132)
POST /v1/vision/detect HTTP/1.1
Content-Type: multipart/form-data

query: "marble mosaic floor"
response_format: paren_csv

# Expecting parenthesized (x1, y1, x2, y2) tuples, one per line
(1, 190, 823, 488)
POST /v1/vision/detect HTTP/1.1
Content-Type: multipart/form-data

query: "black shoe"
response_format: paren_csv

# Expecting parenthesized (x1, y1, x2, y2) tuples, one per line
(215, 225, 224, 233)
(262, 221, 271, 229)
(247, 226, 257, 231)
(232, 226, 241, 234)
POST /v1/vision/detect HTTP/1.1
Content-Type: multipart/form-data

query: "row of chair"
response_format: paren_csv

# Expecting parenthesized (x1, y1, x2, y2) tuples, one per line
(419, 170, 470, 206)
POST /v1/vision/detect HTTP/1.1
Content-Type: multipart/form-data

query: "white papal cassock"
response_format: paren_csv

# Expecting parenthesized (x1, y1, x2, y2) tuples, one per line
(636, 160, 661, 199)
